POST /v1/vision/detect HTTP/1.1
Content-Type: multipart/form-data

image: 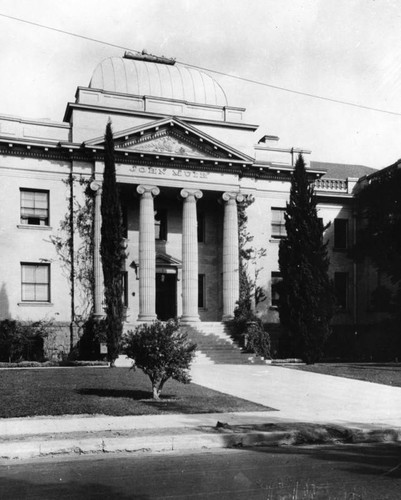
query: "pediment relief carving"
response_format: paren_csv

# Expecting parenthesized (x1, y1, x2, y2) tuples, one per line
(115, 128, 228, 159)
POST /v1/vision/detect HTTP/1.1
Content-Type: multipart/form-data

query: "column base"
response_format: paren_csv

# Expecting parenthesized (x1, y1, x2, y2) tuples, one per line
(222, 314, 234, 322)
(137, 314, 157, 322)
(92, 313, 106, 320)
(180, 315, 200, 324)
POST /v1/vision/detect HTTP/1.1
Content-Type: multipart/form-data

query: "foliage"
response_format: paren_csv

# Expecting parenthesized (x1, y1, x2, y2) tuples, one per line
(123, 319, 197, 400)
(356, 166, 401, 286)
(244, 321, 271, 359)
(100, 122, 126, 365)
(237, 195, 266, 311)
(228, 196, 270, 353)
(356, 166, 401, 321)
(74, 317, 107, 360)
(278, 154, 335, 364)
(49, 176, 95, 320)
(0, 319, 52, 362)
(370, 285, 395, 313)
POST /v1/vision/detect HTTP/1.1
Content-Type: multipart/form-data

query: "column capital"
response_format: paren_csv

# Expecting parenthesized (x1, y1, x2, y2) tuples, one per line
(90, 180, 102, 192)
(222, 191, 244, 203)
(180, 189, 203, 201)
(137, 184, 160, 197)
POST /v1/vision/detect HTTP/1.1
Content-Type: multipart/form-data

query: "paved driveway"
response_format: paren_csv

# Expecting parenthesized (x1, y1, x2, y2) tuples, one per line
(190, 364, 401, 427)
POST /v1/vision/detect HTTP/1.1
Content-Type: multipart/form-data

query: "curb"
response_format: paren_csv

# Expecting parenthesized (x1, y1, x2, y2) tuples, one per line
(1, 425, 401, 460)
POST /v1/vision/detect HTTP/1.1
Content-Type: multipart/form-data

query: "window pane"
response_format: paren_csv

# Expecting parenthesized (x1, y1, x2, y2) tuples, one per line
(35, 284, 49, 301)
(271, 272, 282, 306)
(197, 212, 205, 243)
(34, 192, 48, 208)
(21, 191, 34, 205)
(334, 219, 348, 249)
(22, 284, 35, 301)
(198, 274, 205, 308)
(35, 265, 49, 282)
(22, 265, 35, 282)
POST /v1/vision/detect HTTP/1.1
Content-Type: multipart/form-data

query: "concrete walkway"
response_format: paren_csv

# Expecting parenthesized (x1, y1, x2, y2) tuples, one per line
(190, 364, 401, 426)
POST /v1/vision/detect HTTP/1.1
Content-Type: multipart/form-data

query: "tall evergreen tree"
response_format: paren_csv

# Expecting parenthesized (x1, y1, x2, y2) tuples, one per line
(100, 121, 125, 366)
(278, 154, 334, 363)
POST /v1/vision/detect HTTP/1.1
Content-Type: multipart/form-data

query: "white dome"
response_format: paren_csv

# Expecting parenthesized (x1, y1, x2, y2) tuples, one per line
(89, 57, 228, 107)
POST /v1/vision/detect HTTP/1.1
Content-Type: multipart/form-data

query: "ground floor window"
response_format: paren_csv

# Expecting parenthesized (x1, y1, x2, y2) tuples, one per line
(271, 271, 282, 307)
(334, 272, 348, 310)
(21, 263, 50, 302)
(198, 274, 205, 308)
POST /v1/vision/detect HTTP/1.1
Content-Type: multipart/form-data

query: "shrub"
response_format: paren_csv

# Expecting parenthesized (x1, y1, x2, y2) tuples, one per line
(75, 317, 108, 360)
(245, 322, 271, 359)
(0, 319, 51, 362)
(122, 319, 197, 399)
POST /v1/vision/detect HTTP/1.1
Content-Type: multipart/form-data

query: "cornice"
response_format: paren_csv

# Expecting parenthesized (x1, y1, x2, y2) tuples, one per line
(63, 102, 258, 131)
(0, 113, 70, 129)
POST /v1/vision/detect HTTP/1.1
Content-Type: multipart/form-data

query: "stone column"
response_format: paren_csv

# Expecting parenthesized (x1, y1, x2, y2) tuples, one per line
(137, 184, 160, 322)
(90, 181, 104, 318)
(222, 192, 244, 321)
(180, 189, 203, 323)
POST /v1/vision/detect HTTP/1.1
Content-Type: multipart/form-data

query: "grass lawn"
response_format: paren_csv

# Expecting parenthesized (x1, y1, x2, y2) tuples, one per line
(291, 363, 401, 387)
(0, 367, 273, 418)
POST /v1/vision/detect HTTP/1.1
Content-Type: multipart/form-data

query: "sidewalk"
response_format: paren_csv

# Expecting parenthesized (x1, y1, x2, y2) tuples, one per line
(1, 364, 401, 460)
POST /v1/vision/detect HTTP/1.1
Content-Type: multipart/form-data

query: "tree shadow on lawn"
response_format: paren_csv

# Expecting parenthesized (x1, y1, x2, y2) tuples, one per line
(77, 388, 160, 400)
(76, 387, 273, 414)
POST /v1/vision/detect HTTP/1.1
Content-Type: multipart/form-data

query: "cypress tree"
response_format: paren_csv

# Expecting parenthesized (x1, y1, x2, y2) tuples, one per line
(278, 154, 334, 363)
(100, 121, 125, 366)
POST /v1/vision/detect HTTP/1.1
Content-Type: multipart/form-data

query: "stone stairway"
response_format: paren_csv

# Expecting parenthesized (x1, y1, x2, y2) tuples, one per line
(182, 322, 268, 365)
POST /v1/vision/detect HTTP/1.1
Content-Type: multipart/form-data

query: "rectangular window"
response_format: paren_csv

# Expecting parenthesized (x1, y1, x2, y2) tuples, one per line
(334, 218, 348, 249)
(197, 212, 205, 243)
(122, 271, 128, 308)
(271, 271, 282, 307)
(154, 209, 167, 240)
(271, 208, 286, 239)
(21, 263, 50, 302)
(20, 189, 49, 226)
(198, 274, 205, 308)
(334, 272, 348, 310)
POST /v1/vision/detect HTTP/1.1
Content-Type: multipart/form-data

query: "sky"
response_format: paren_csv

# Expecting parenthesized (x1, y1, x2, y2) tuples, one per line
(0, 0, 401, 168)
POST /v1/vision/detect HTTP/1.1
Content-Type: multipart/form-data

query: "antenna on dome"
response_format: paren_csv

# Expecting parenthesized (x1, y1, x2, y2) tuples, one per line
(124, 50, 176, 65)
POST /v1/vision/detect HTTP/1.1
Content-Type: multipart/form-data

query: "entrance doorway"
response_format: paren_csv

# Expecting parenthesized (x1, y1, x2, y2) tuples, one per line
(156, 272, 177, 320)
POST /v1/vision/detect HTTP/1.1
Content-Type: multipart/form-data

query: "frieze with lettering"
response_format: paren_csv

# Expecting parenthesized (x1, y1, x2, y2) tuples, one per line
(130, 165, 209, 179)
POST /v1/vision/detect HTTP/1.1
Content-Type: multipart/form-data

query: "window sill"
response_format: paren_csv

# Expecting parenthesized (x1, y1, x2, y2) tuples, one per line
(17, 225, 52, 231)
(269, 238, 283, 243)
(18, 302, 53, 307)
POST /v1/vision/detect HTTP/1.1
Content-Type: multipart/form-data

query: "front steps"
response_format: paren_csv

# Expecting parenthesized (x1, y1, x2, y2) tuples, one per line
(182, 322, 268, 365)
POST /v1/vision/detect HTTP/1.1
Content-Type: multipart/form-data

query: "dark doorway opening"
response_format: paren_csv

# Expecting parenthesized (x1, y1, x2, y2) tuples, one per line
(156, 273, 177, 320)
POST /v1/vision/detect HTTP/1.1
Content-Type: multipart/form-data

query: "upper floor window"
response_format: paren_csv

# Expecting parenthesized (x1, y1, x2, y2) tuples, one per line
(334, 218, 348, 249)
(154, 209, 167, 241)
(197, 212, 205, 243)
(271, 208, 286, 239)
(21, 263, 50, 302)
(20, 189, 49, 226)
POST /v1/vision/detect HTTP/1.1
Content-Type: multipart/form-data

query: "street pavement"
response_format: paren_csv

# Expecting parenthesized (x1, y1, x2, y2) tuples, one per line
(1, 363, 401, 459)
(1, 444, 401, 499)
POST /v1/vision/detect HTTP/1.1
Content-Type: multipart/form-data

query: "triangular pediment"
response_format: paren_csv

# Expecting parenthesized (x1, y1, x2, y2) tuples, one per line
(84, 117, 253, 163)
(156, 252, 182, 268)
